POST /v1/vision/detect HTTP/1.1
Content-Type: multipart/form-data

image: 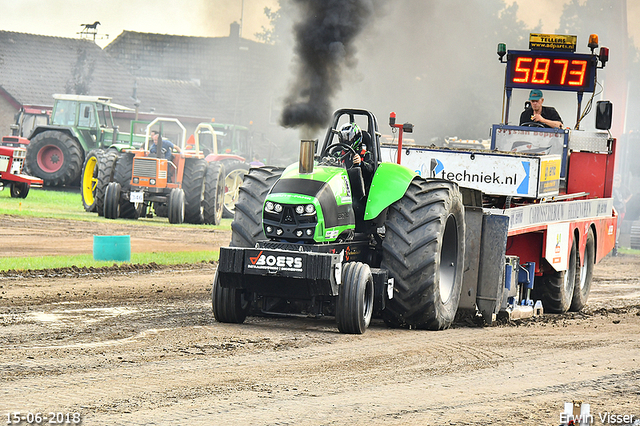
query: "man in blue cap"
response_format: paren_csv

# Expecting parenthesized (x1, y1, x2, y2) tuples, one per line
(519, 89, 563, 128)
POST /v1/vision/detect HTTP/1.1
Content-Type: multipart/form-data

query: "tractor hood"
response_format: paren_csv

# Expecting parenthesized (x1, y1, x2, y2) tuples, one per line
(262, 164, 355, 243)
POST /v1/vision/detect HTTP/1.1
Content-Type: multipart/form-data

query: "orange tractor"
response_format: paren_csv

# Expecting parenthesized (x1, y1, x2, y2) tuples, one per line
(103, 118, 225, 224)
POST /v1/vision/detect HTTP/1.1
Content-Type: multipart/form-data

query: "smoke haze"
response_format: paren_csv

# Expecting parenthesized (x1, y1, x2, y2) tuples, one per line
(279, 0, 379, 130)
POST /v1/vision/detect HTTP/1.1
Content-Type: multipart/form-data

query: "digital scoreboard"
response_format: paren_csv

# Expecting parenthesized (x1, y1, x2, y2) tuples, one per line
(505, 50, 598, 93)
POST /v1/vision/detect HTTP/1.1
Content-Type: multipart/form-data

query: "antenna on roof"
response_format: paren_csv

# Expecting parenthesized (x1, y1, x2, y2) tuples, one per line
(78, 21, 108, 43)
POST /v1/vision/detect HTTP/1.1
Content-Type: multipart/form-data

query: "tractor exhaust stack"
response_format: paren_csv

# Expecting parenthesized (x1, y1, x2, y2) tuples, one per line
(299, 139, 316, 174)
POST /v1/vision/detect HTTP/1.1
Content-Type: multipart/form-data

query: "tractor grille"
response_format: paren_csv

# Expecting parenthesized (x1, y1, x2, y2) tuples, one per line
(11, 157, 25, 174)
(133, 158, 158, 177)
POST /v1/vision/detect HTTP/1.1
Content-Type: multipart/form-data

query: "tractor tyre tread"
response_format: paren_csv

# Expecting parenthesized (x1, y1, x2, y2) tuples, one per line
(26, 130, 83, 187)
(183, 158, 208, 224)
(230, 166, 285, 248)
(380, 178, 465, 330)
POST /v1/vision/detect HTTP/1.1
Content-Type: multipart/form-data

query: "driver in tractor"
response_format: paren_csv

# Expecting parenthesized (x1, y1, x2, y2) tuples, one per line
(150, 130, 181, 182)
(150, 130, 181, 160)
(519, 89, 563, 128)
(336, 122, 374, 184)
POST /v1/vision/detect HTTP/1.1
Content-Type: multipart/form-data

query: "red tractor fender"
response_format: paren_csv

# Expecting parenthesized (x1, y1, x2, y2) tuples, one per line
(205, 153, 246, 163)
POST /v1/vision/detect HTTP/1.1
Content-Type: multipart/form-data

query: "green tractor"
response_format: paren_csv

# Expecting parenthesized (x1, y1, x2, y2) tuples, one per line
(25, 94, 143, 190)
(213, 108, 466, 334)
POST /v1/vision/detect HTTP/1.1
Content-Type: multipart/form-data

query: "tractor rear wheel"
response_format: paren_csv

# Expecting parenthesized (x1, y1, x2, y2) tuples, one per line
(103, 182, 121, 219)
(183, 158, 207, 224)
(10, 182, 30, 198)
(95, 149, 119, 216)
(212, 269, 251, 323)
(230, 166, 284, 248)
(112, 153, 143, 220)
(534, 237, 578, 313)
(26, 130, 83, 187)
(168, 188, 185, 224)
(570, 228, 595, 311)
(336, 262, 374, 334)
(203, 162, 225, 225)
(381, 179, 465, 330)
(81, 149, 102, 212)
(222, 160, 251, 218)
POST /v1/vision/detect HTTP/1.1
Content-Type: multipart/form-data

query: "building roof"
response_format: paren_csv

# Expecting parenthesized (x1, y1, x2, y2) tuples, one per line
(0, 30, 216, 118)
(104, 29, 278, 125)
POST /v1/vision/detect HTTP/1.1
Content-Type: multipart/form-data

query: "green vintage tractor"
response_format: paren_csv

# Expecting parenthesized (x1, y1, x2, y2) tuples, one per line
(26, 94, 143, 190)
(213, 108, 466, 334)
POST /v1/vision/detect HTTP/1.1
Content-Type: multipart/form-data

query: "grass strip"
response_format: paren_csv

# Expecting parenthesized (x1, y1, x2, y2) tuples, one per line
(0, 250, 219, 272)
(0, 189, 231, 229)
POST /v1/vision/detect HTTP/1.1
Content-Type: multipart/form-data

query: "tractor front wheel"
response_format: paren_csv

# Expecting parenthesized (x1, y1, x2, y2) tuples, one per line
(336, 262, 374, 334)
(103, 182, 121, 219)
(381, 179, 465, 330)
(168, 188, 185, 224)
(212, 269, 251, 323)
(112, 153, 143, 220)
(10, 182, 30, 198)
(95, 149, 119, 216)
(222, 161, 250, 218)
(203, 161, 225, 225)
(81, 149, 102, 212)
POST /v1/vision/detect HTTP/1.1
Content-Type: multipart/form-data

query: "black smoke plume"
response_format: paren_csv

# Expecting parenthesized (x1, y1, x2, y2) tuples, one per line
(280, 0, 376, 130)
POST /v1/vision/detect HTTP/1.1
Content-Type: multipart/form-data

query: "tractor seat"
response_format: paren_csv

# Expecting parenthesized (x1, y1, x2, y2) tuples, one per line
(361, 130, 371, 149)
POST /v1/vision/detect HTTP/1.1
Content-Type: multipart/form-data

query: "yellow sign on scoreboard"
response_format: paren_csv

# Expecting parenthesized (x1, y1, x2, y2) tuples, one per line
(529, 33, 577, 52)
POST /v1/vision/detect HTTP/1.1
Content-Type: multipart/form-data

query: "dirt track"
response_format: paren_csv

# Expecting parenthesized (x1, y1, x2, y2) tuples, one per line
(1, 215, 639, 425)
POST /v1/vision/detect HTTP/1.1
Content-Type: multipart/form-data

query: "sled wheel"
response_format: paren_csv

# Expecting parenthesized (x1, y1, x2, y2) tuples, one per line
(336, 262, 374, 334)
(81, 149, 102, 212)
(168, 188, 185, 224)
(570, 228, 595, 311)
(381, 178, 465, 330)
(212, 269, 251, 323)
(535, 236, 578, 314)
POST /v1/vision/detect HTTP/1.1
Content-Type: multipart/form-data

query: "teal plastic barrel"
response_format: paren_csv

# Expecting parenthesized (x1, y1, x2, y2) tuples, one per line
(93, 235, 131, 262)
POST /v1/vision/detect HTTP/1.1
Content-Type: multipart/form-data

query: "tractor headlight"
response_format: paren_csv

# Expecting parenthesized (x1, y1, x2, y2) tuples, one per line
(306, 228, 313, 236)
(295, 205, 304, 215)
(133, 177, 139, 184)
(305, 204, 315, 214)
(150, 178, 156, 185)
(295, 230, 303, 237)
(266, 226, 273, 233)
(265, 201, 274, 212)
(274, 203, 283, 213)
(276, 228, 283, 236)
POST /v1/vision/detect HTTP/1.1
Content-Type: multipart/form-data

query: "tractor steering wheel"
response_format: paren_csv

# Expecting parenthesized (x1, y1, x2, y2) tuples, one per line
(521, 122, 545, 128)
(326, 142, 357, 162)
